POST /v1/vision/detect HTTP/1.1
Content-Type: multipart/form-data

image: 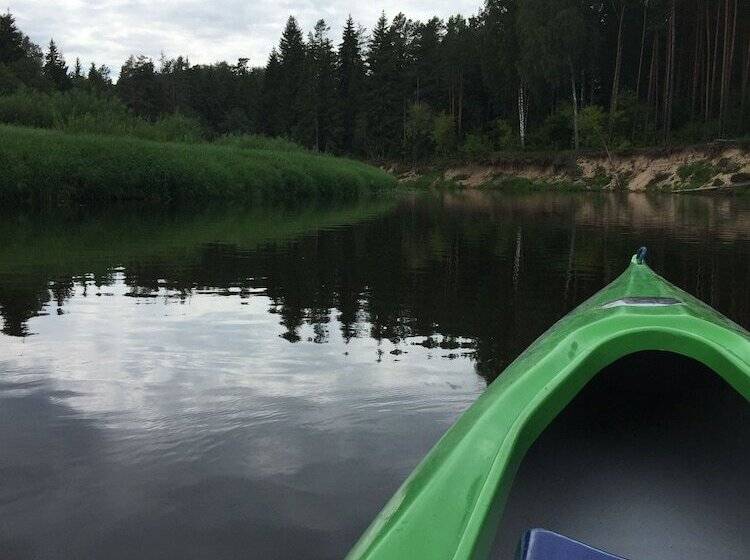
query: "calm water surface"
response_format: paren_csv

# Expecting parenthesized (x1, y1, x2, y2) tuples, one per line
(1, 192, 749, 559)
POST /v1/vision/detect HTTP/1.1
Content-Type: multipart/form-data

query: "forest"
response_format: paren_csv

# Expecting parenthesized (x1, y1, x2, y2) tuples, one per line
(1, 0, 749, 161)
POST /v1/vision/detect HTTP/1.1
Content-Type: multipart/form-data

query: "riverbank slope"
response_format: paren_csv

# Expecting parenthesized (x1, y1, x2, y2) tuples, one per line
(394, 142, 750, 193)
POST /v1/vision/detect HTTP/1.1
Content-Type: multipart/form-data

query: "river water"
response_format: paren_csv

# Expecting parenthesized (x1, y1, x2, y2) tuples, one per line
(1, 192, 749, 559)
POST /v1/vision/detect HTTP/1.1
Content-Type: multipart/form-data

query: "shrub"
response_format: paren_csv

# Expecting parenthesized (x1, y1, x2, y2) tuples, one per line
(676, 161, 716, 189)
(405, 102, 435, 161)
(460, 132, 493, 160)
(577, 105, 606, 149)
(529, 106, 573, 150)
(0, 88, 204, 142)
(432, 113, 457, 156)
(0, 63, 22, 94)
(0, 88, 55, 127)
(492, 118, 517, 150)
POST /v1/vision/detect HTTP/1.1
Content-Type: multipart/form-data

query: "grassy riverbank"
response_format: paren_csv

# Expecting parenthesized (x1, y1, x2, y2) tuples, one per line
(0, 124, 394, 205)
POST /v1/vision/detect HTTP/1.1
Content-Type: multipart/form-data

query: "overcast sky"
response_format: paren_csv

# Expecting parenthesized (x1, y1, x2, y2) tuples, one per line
(11, 0, 481, 77)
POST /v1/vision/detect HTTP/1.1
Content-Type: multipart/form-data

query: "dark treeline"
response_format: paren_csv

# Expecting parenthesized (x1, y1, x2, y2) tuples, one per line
(2, 2, 750, 160)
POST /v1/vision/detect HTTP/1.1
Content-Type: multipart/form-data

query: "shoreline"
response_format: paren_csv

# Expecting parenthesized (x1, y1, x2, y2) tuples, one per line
(387, 141, 750, 194)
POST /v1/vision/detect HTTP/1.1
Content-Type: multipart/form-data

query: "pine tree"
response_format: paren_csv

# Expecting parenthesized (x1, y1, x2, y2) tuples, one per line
(338, 16, 365, 152)
(70, 57, 85, 88)
(0, 12, 26, 64)
(442, 15, 470, 135)
(0, 13, 44, 89)
(43, 39, 70, 90)
(365, 13, 395, 157)
(260, 49, 283, 135)
(306, 20, 339, 151)
(87, 63, 112, 93)
(117, 55, 160, 118)
(365, 13, 415, 157)
(278, 16, 306, 137)
(412, 17, 444, 108)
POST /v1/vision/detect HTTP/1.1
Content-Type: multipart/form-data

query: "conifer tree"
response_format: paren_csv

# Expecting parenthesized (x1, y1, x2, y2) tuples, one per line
(278, 16, 306, 137)
(43, 39, 70, 90)
(71, 57, 85, 88)
(87, 63, 112, 93)
(338, 16, 365, 152)
(304, 20, 339, 151)
(0, 12, 26, 64)
(260, 49, 283, 135)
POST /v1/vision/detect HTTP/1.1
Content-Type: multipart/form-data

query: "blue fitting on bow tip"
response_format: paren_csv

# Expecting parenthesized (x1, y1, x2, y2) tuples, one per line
(635, 246, 648, 264)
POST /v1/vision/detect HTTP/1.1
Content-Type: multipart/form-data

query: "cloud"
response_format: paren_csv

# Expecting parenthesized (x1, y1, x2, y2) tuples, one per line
(10, 0, 481, 77)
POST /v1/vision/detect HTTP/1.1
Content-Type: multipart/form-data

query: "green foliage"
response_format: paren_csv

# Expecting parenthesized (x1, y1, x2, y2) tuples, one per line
(530, 106, 573, 150)
(482, 175, 584, 192)
(0, 62, 21, 93)
(405, 102, 434, 160)
(675, 161, 717, 190)
(433, 113, 457, 155)
(673, 120, 722, 144)
(0, 12, 45, 90)
(0, 88, 203, 142)
(577, 105, 606, 149)
(278, 16, 307, 137)
(460, 132, 493, 160)
(338, 16, 365, 153)
(43, 39, 69, 90)
(607, 91, 644, 148)
(214, 134, 306, 152)
(0, 124, 395, 205)
(492, 119, 517, 150)
(0, 87, 55, 126)
(2, 2, 749, 163)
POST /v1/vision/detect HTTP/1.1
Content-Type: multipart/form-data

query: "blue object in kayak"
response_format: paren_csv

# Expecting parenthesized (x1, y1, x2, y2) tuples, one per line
(518, 529, 628, 560)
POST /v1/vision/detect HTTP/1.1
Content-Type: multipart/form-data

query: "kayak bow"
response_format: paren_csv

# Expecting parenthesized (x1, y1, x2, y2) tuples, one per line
(347, 251, 750, 560)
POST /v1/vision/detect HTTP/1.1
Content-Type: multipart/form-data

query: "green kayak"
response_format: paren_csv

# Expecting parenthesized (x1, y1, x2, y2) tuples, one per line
(347, 250, 750, 560)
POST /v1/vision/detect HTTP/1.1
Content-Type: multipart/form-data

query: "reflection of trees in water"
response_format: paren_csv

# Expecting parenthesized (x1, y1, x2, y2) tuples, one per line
(1, 194, 750, 383)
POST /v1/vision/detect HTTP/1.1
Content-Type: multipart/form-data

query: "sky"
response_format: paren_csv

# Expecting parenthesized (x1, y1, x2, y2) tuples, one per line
(11, 0, 482, 77)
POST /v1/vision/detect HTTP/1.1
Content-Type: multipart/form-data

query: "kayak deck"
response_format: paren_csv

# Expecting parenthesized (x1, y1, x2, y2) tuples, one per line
(495, 351, 750, 560)
(347, 254, 750, 560)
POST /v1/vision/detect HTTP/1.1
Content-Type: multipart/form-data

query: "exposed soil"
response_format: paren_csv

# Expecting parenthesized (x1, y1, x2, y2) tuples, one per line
(391, 142, 750, 193)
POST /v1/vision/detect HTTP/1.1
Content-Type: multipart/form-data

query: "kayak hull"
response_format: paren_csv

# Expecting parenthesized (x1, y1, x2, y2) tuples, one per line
(347, 256, 750, 560)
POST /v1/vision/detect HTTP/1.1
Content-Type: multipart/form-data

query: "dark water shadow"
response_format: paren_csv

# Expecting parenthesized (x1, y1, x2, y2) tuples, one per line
(494, 351, 750, 560)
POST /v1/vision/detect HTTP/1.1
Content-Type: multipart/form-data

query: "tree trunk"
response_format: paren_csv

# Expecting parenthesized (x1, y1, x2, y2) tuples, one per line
(705, 3, 712, 120)
(719, 0, 730, 129)
(721, 0, 738, 133)
(709, 0, 721, 119)
(663, 1, 676, 141)
(742, 35, 750, 124)
(691, 7, 702, 118)
(636, 0, 649, 100)
(518, 85, 526, 147)
(315, 115, 320, 152)
(458, 69, 464, 135)
(647, 31, 660, 127)
(571, 61, 579, 151)
(609, 3, 626, 129)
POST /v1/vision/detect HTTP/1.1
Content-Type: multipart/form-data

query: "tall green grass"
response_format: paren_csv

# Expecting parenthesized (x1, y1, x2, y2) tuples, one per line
(214, 134, 306, 152)
(0, 124, 395, 205)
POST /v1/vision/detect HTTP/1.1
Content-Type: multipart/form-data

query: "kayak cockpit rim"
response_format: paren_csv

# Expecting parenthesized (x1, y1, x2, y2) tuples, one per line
(452, 327, 750, 559)
(346, 254, 750, 560)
